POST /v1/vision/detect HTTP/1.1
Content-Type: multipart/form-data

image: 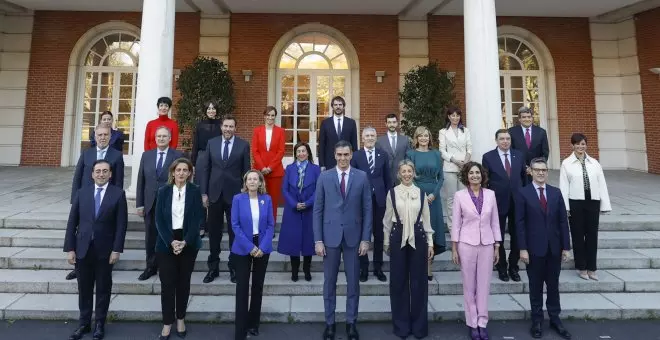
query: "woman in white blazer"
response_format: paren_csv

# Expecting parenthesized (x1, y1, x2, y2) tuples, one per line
(559, 133, 611, 281)
(438, 107, 472, 232)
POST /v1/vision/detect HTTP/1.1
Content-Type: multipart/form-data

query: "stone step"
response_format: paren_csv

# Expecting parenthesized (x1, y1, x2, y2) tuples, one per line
(3, 212, 660, 232)
(1, 247, 659, 272)
(2, 229, 660, 250)
(2, 268, 660, 296)
(0, 292, 658, 321)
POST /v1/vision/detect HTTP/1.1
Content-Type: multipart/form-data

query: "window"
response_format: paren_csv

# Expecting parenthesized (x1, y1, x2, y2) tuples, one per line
(499, 36, 542, 128)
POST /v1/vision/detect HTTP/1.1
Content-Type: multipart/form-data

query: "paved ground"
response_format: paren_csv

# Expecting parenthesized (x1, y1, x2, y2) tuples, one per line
(2, 319, 660, 340)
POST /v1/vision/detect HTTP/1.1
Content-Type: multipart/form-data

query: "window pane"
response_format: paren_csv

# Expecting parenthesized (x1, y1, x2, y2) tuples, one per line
(499, 56, 521, 70)
(317, 102, 329, 117)
(99, 100, 112, 111)
(297, 116, 310, 129)
(325, 44, 343, 60)
(281, 116, 294, 129)
(300, 42, 314, 53)
(297, 89, 310, 102)
(500, 76, 504, 88)
(284, 43, 303, 59)
(85, 52, 102, 66)
(90, 38, 108, 57)
(526, 88, 539, 102)
(297, 75, 310, 89)
(523, 55, 540, 70)
(333, 76, 345, 91)
(83, 99, 97, 112)
(103, 33, 122, 50)
(120, 73, 134, 85)
(281, 102, 294, 116)
(99, 86, 113, 99)
(297, 131, 309, 144)
(285, 129, 294, 143)
(118, 99, 133, 113)
(104, 52, 135, 67)
(100, 72, 114, 85)
(297, 102, 310, 116)
(82, 113, 96, 127)
(116, 113, 132, 129)
(119, 86, 133, 100)
(317, 76, 329, 89)
(526, 76, 538, 90)
(279, 54, 296, 69)
(497, 37, 505, 52)
(516, 44, 534, 64)
(512, 90, 523, 102)
(281, 88, 294, 102)
(331, 54, 348, 69)
(511, 76, 523, 89)
(505, 37, 520, 55)
(298, 54, 329, 69)
(281, 75, 294, 87)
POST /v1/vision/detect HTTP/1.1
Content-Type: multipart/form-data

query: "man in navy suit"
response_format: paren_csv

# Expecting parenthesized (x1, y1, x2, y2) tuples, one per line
(516, 157, 572, 340)
(314, 140, 372, 340)
(64, 159, 128, 340)
(509, 106, 550, 184)
(482, 129, 526, 282)
(199, 114, 251, 284)
(318, 96, 358, 170)
(350, 127, 391, 282)
(136, 126, 182, 281)
(67, 125, 125, 281)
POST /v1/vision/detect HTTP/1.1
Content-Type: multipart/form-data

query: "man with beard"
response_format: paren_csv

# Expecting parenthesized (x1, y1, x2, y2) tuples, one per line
(376, 113, 410, 186)
(318, 96, 358, 170)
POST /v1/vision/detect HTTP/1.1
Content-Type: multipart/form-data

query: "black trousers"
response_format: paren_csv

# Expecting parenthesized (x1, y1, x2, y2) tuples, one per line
(569, 196, 601, 271)
(360, 196, 385, 272)
(207, 199, 235, 271)
(290, 256, 312, 273)
(76, 242, 113, 326)
(497, 197, 519, 273)
(234, 235, 270, 340)
(527, 253, 562, 323)
(157, 239, 198, 325)
(144, 206, 158, 271)
(389, 226, 428, 338)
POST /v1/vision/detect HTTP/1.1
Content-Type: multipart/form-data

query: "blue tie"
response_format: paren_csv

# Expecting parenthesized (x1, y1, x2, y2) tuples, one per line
(156, 152, 165, 175)
(223, 140, 230, 161)
(94, 187, 103, 217)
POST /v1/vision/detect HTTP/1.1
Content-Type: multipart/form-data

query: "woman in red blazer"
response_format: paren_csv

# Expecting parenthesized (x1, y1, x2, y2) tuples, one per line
(252, 106, 286, 220)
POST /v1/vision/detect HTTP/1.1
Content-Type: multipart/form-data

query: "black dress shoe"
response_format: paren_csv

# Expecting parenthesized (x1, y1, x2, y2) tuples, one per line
(359, 270, 368, 282)
(138, 268, 157, 281)
(509, 270, 521, 282)
(203, 270, 219, 283)
(68, 325, 91, 340)
(66, 270, 77, 280)
(346, 323, 359, 340)
(530, 322, 543, 338)
(550, 321, 572, 339)
(374, 269, 387, 282)
(291, 271, 299, 282)
(498, 271, 510, 282)
(92, 322, 105, 340)
(323, 323, 336, 340)
(304, 271, 312, 282)
(229, 268, 237, 283)
(247, 328, 259, 336)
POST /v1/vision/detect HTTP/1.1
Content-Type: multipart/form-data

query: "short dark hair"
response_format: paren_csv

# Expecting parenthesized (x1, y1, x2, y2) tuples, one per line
(570, 133, 587, 145)
(100, 111, 113, 120)
(222, 114, 237, 125)
(334, 140, 353, 152)
(92, 159, 111, 172)
(263, 106, 278, 116)
(157, 97, 173, 108)
(331, 96, 345, 107)
(385, 113, 398, 121)
(458, 161, 488, 187)
(518, 106, 533, 116)
(495, 129, 510, 139)
(292, 142, 314, 164)
(530, 157, 548, 169)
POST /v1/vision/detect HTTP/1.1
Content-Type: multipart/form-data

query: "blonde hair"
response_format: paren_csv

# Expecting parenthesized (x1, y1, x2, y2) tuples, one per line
(396, 159, 417, 181)
(241, 170, 267, 194)
(167, 158, 194, 185)
(413, 126, 433, 149)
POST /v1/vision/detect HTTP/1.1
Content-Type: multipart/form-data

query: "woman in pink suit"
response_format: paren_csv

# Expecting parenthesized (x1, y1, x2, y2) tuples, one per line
(451, 162, 501, 340)
(252, 106, 286, 220)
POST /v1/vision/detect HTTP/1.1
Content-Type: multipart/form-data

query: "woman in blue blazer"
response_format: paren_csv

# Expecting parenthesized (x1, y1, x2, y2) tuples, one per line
(154, 158, 204, 340)
(278, 142, 321, 282)
(89, 111, 125, 152)
(231, 169, 275, 340)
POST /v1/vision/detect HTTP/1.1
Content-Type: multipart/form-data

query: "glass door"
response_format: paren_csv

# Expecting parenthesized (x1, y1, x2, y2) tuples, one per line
(500, 72, 541, 128)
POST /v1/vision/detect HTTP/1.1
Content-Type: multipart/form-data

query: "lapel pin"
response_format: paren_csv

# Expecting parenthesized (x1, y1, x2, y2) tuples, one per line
(260, 200, 264, 205)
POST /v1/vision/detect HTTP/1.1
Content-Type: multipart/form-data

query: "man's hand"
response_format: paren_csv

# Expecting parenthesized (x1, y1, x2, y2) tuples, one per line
(202, 194, 209, 208)
(254, 249, 264, 258)
(109, 252, 120, 265)
(520, 250, 530, 264)
(136, 207, 144, 218)
(296, 203, 306, 210)
(67, 251, 76, 265)
(359, 241, 370, 256)
(427, 194, 435, 204)
(315, 242, 326, 257)
(526, 166, 532, 175)
(562, 250, 571, 263)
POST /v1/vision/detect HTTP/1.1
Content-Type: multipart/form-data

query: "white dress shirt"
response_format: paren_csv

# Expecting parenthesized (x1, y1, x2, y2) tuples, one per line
(336, 166, 351, 185)
(387, 131, 398, 150)
(96, 147, 108, 160)
(333, 115, 344, 135)
(221, 136, 235, 159)
(559, 153, 611, 212)
(171, 185, 186, 230)
(265, 127, 273, 151)
(250, 197, 260, 235)
(532, 182, 545, 199)
(497, 147, 512, 168)
(95, 183, 109, 204)
(155, 147, 169, 168)
(383, 184, 434, 249)
(521, 125, 532, 140)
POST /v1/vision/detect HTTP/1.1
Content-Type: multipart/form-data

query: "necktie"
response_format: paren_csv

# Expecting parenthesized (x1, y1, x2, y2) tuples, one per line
(156, 152, 165, 175)
(504, 153, 511, 177)
(525, 128, 531, 149)
(580, 158, 591, 191)
(539, 187, 547, 213)
(367, 150, 374, 174)
(223, 140, 230, 161)
(337, 118, 342, 137)
(97, 149, 106, 160)
(94, 187, 103, 217)
(391, 135, 396, 151)
(340, 172, 346, 199)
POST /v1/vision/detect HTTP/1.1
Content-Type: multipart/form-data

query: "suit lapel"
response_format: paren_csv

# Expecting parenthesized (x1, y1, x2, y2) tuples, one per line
(491, 149, 508, 177)
(345, 169, 355, 198)
(464, 190, 479, 215)
(530, 126, 540, 149)
(243, 195, 253, 227)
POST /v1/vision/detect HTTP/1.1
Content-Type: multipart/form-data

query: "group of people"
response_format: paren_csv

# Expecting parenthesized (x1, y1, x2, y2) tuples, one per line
(63, 95, 611, 340)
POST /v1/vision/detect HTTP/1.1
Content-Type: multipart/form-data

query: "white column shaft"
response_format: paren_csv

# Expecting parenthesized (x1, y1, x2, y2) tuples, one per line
(464, 0, 501, 162)
(128, 0, 176, 197)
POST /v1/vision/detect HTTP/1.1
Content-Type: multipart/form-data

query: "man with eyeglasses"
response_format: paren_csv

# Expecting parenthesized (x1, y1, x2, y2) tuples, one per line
(515, 157, 572, 340)
(67, 124, 125, 280)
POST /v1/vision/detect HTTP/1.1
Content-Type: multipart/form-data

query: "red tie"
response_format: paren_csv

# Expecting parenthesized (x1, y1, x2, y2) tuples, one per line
(539, 187, 547, 213)
(340, 172, 346, 199)
(525, 128, 531, 149)
(504, 153, 511, 177)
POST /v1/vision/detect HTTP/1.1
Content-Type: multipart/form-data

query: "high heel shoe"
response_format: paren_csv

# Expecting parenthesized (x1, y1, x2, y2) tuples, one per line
(176, 320, 187, 338)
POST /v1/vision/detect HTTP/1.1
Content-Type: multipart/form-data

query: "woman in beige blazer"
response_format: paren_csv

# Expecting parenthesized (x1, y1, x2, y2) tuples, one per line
(438, 107, 472, 232)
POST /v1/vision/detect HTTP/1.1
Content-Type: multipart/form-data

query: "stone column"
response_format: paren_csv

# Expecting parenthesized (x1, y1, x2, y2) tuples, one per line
(464, 0, 501, 161)
(128, 0, 176, 198)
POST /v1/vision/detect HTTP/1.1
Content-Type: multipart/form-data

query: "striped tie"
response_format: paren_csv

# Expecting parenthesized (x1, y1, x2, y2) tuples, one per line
(368, 150, 374, 174)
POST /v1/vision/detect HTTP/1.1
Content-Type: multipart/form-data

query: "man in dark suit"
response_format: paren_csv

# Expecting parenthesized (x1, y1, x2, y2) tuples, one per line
(314, 140, 372, 340)
(319, 96, 358, 170)
(351, 127, 391, 282)
(64, 159, 128, 340)
(509, 106, 550, 184)
(482, 129, 526, 282)
(516, 157, 572, 340)
(199, 114, 251, 284)
(376, 113, 410, 186)
(67, 124, 125, 281)
(136, 126, 182, 281)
